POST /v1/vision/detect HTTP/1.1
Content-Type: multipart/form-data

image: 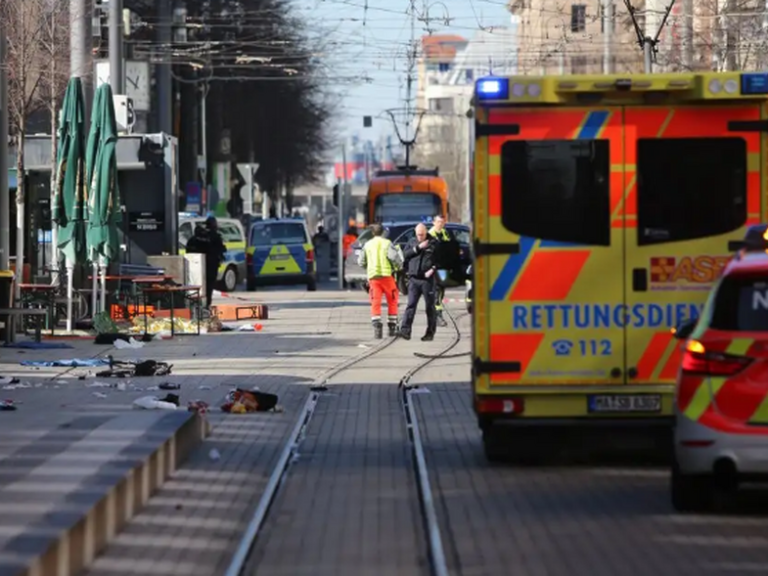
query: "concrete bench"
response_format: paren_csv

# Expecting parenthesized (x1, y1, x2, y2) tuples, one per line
(0, 307, 47, 344)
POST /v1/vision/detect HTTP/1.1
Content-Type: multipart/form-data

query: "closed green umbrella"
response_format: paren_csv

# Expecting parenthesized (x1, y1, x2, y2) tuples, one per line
(85, 84, 121, 313)
(51, 77, 87, 332)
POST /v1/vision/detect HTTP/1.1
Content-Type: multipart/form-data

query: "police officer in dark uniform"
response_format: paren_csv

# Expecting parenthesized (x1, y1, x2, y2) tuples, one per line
(398, 223, 439, 341)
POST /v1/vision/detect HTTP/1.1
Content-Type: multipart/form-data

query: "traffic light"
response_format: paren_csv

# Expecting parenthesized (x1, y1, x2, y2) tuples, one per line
(332, 183, 339, 206)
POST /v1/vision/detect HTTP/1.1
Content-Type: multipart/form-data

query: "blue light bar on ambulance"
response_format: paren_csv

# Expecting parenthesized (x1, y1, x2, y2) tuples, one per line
(476, 77, 509, 100)
(741, 72, 768, 95)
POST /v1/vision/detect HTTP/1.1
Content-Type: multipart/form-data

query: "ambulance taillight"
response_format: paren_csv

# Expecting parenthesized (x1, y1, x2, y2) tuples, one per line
(306, 249, 314, 263)
(475, 397, 523, 415)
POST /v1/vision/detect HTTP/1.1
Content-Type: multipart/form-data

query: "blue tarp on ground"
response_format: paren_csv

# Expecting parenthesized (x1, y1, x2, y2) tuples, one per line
(20, 358, 109, 367)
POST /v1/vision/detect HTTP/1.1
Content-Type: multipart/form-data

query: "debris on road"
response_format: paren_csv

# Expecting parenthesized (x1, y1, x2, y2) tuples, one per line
(133, 395, 178, 410)
(220, 388, 279, 413)
(20, 358, 109, 368)
(113, 337, 145, 350)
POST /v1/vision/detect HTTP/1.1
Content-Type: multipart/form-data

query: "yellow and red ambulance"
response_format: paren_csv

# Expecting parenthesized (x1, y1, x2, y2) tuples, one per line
(471, 72, 768, 460)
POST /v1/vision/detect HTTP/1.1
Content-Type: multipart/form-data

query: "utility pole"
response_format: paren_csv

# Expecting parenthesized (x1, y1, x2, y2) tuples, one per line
(338, 144, 347, 290)
(108, 0, 124, 94)
(623, 0, 676, 73)
(0, 25, 8, 272)
(602, 0, 613, 73)
(70, 0, 93, 117)
(157, 0, 173, 134)
(405, 0, 417, 141)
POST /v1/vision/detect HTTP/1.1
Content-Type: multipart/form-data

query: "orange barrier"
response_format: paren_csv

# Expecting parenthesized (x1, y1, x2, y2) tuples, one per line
(211, 304, 268, 321)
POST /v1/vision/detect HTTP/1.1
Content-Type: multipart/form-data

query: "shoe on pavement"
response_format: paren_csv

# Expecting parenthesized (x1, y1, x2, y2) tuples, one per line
(421, 333, 434, 342)
(399, 331, 411, 340)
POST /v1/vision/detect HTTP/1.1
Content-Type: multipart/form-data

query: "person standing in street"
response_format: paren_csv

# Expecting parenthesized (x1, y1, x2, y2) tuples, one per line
(399, 223, 438, 341)
(428, 215, 451, 327)
(203, 216, 227, 308)
(357, 223, 401, 339)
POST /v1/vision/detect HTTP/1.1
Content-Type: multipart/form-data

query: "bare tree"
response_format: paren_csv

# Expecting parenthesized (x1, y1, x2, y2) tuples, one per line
(3, 0, 47, 294)
(656, 0, 767, 72)
(38, 0, 70, 282)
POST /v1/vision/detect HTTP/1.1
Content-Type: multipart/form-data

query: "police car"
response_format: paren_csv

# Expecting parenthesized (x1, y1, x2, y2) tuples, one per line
(246, 218, 317, 291)
(672, 224, 768, 511)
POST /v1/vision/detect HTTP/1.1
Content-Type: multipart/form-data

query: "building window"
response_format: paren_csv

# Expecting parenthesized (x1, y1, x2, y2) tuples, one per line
(636, 137, 747, 246)
(571, 4, 586, 32)
(571, 55, 587, 74)
(500, 140, 611, 246)
(428, 97, 454, 113)
(465, 68, 474, 81)
(438, 62, 451, 72)
(600, 3, 615, 32)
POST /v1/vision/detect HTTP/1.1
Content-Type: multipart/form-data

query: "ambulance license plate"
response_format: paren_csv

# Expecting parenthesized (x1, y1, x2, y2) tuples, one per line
(588, 394, 661, 413)
(270, 254, 289, 260)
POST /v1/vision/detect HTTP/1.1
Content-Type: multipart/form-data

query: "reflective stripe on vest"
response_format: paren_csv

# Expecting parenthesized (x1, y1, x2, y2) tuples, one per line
(363, 236, 393, 278)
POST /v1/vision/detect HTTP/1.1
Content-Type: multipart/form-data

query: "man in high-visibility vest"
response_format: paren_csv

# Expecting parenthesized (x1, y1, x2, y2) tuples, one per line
(428, 215, 450, 327)
(357, 223, 403, 339)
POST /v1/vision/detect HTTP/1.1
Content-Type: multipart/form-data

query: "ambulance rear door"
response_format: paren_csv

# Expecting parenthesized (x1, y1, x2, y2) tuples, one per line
(480, 106, 626, 388)
(622, 104, 764, 387)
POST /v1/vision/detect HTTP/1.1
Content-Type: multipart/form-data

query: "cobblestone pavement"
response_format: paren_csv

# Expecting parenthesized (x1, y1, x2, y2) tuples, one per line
(244, 385, 427, 576)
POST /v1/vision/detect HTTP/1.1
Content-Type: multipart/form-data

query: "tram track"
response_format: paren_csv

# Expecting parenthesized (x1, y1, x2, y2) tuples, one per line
(224, 305, 468, 576)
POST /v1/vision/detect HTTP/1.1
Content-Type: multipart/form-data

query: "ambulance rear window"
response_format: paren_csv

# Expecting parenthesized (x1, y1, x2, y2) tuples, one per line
(636, 137, 746, 246)
(500, 140, 610, 246)
(710, 276, 768, 331)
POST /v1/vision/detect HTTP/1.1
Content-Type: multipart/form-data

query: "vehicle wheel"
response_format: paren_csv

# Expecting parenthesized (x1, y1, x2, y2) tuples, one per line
(246, 277, 258, 291)
(222, 266, 238, 292)
(307, 277, 317, 291)
(671, 460, 713, 512)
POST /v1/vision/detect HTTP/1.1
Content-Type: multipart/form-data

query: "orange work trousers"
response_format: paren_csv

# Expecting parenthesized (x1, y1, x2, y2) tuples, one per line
(369, 276, 399, 321)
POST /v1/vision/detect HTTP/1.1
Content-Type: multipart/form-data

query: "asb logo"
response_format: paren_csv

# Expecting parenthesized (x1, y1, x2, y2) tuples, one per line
(650, 256, 729, 286)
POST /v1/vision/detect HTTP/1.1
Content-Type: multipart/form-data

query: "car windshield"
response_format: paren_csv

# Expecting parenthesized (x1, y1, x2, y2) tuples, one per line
(250, 222, 306, 246)
(385, 224, 413, 241)
(450, 227, 470, 244)
(710, 275, 768, 331)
